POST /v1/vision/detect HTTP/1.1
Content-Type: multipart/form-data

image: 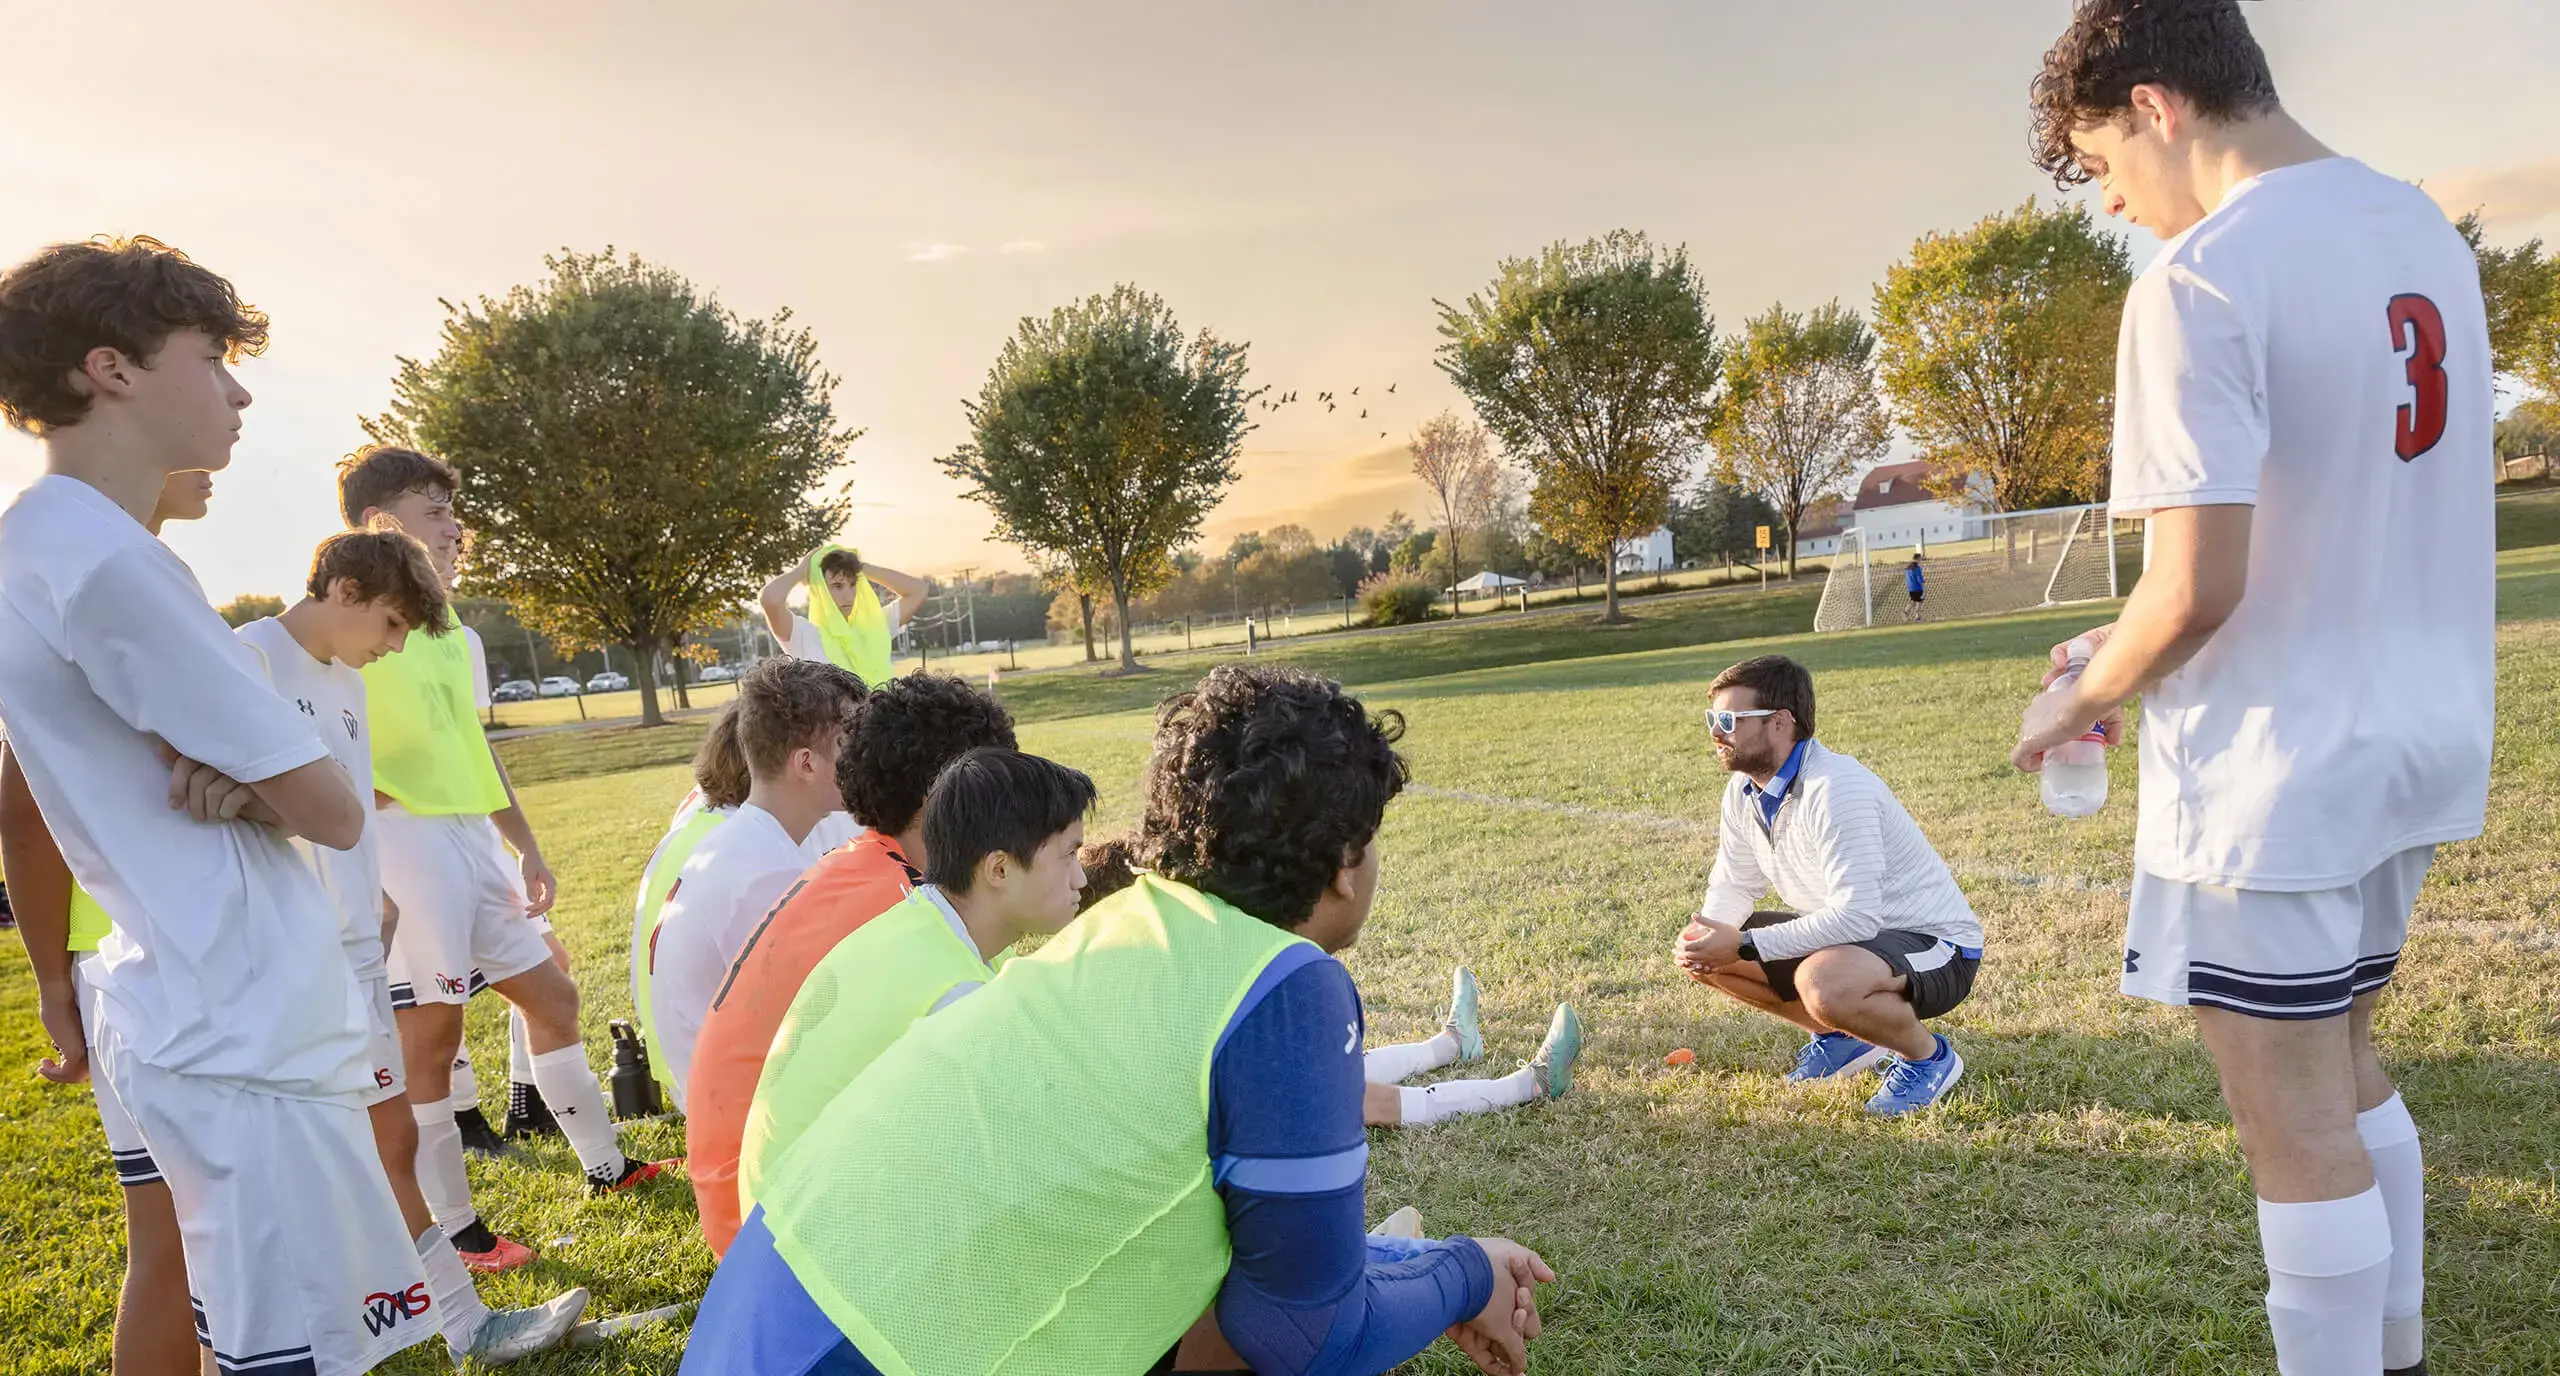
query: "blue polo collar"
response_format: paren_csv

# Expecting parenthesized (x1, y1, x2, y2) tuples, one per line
(1743, 738, 1811, 830)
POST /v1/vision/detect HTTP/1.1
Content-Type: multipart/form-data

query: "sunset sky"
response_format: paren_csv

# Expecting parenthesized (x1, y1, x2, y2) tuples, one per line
(6, 0, 2556, 602)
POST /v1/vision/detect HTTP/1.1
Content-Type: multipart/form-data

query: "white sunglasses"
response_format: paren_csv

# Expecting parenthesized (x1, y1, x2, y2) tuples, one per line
(1704, 708, 1780, 734)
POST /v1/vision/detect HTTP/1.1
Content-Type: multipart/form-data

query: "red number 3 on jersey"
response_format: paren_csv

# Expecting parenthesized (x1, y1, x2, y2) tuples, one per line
(2387, 293, 2449, 462)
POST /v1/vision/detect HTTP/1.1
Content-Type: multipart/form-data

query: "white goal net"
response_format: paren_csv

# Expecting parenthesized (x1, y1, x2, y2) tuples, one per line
(1813, 502, 2130, 632)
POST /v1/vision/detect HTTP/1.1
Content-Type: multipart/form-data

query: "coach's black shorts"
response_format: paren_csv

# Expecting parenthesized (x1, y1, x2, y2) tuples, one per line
(1742, 911, 1979, 1020)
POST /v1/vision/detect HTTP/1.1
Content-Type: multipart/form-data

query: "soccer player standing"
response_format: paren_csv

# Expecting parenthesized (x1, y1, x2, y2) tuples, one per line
(2014, 6, 2493, 1373)
(0, 236, 436, 1376)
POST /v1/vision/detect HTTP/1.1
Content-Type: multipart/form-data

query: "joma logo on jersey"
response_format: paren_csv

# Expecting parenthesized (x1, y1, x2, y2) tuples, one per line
(343, 709, 361, 741)
(360, 1283, 431, 1335)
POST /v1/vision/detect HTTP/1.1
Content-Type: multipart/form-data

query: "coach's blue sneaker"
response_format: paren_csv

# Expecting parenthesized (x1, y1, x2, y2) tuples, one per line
(1787, 1031, 1890, 1083)
(1866, 1035, 1964, 1117)
(1444, 966, 1484, 1062)
(1528, 1003, 1582, 1100)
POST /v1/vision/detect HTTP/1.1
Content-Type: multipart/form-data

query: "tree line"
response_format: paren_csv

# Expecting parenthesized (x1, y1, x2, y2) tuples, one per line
(354, 196, 2560, 706)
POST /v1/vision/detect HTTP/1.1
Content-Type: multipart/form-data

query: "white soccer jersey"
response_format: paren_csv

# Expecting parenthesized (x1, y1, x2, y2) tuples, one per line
(648, 802, 819, 1103)
(2110, 156, 2495, 891)
(0, 477, 371, 1096)
(236, 616, 385, 975)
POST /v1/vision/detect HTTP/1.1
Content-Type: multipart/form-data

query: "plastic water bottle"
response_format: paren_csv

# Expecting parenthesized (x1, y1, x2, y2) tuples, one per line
(2039, 636, 2110, 818)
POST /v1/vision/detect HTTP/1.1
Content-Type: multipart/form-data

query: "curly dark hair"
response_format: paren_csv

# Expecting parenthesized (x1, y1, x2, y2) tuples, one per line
(836, 673, 1017, 833)
(1075, 835, 1143, 913)
(305, 522, 450, 638)
(734, 658, 867, 777)
(2030, 0, 2279, 187)
(0, 236, 270, 435)
(1137, 664, 1407, 930)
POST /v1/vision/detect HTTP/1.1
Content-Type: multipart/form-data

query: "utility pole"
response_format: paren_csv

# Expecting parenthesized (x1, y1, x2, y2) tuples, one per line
(953, 566, 980, 649)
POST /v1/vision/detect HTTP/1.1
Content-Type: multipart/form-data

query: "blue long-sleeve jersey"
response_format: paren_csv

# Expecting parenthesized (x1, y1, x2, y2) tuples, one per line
(682, 944, 1492, 1376)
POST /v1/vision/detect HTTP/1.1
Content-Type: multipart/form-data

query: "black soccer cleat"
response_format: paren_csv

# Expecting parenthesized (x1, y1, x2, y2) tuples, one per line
(502, 1080, 563, 1141)
(455, 1105, 515, 1160)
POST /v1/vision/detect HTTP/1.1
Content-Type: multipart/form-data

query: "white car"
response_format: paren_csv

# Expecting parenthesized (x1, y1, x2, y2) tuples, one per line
(698, 663, 739, 683)
(586, 671, 630, 693)
(538, 676, 583, 698)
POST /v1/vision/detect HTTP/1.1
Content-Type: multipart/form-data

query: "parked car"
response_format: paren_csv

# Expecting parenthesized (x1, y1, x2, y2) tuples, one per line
(586, 671, 630, 693)
(538, 676, 583, 698)
(493, 679, 537, 702)
(698, 663, 739, 683)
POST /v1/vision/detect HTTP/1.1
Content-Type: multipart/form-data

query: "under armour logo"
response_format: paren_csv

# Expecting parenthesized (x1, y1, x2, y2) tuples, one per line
(296, 698, 317, 717)
(2124, 949, 2141, 975)
(1344, 1021, 1359, 1055)
(555, 1103, 578, 1116)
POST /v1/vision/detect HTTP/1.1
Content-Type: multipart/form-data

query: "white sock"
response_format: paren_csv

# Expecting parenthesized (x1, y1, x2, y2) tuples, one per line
(508, 1006, 536, 1084)
(2358, 1095, 2426, 1369)
(415, 1224, 492, 1353)
(409, 1097, 477, 1233)
(2259, 1187, 2391, 1376)
(1363, 1030, 1461, 1086)
(449, 1048, 478, 1109)
(529, 1044, 628, 1182)
(1397, 1067, 1537, 1126)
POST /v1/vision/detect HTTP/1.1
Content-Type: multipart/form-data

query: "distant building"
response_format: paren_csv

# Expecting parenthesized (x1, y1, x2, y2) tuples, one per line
(1613, 526, 1675, 575)
(1791, 497, 1850, 559)
(1849, 460, 1985, 551)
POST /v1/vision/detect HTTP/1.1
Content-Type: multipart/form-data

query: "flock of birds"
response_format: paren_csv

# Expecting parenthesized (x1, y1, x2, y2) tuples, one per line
(1258, 380, 1400, 438)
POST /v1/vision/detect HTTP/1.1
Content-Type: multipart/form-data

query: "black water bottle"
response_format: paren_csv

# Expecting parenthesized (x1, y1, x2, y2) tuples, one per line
(608, 1019, 664, 1119)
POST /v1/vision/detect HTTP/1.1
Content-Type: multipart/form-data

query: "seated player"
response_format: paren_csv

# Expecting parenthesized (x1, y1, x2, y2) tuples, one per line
(630, 703, 751, 1077)
(688, 674, 1019, 1253)
(685, 664, 1556, 1376)
(1359, 966, 1581, 1129)
(727, 745, 1089, 1247)
(1075, 841, 1584, 1130)
(758, 543, 927, 687)
(1673, 655, 1982, 1116)
(235, 525, 589, 1361)
(648, 657, 866, 1103)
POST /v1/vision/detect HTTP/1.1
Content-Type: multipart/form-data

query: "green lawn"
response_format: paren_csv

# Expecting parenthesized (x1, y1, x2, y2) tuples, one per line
(6, 500, 2560, 1372)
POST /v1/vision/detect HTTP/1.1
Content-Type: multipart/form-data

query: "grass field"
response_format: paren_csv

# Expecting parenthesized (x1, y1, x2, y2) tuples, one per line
(7, 498, 2560, 1373)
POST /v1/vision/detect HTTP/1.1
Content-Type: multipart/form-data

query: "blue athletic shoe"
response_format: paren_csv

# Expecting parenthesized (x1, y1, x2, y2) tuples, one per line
(1786, 1031, 1890, 1083)
(1528, 1004, 1581, 1100)
(1444, 967, 1484, 1063)
(1866, 1035, 1964, 1116)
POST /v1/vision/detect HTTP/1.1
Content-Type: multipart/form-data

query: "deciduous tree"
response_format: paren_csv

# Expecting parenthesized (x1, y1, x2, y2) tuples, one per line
(1710, 301, 1889, 575)
(1438, 230, 1720, 620)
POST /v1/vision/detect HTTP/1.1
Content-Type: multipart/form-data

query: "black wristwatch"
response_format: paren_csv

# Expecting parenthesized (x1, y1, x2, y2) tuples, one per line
(1735, 934, 1760, 964)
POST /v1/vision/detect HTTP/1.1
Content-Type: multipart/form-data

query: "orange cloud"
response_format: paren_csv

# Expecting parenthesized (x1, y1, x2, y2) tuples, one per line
(2428, 161, 2560, 234)
(1198, 440, 1437, 549)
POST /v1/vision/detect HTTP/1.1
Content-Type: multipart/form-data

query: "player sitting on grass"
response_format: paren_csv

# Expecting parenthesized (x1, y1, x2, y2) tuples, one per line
(684, 664, 1555, 1376)
(629, 701, 751, 1080)
(340, 444, 665, 1274)
(0, 234, 437, 1376)
(236, 525, 590, 1362)
(724, 745, 1092, 1252)
(1675, 655, 1982, 1117)
(691, 673, 1020, 1254)
(2011, 4, 2493, 1370)
(649, 656, 867, 1105)
(1074, 844, 1585, 1131)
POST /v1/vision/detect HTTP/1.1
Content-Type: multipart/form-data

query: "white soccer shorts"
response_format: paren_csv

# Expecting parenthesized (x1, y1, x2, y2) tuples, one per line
(93, 1021, 434, 1376)
(360, 974, 405, 1105)
(2123, 845, 2433, 1020)
(77, 965, 158, 1187)
(378, 806, 553, 1008)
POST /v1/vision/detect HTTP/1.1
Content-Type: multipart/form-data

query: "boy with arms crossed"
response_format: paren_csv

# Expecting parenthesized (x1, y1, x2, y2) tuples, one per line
(2015, 5, 2493, 1371)
(0, 236, 432, 1376)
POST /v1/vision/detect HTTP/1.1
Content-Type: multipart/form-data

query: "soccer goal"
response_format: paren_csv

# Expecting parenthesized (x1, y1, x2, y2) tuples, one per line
(1813, 502, 2129, 632)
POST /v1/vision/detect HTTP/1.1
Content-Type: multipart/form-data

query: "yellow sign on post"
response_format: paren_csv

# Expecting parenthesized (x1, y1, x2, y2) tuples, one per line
(1755, 525, 1770, 550)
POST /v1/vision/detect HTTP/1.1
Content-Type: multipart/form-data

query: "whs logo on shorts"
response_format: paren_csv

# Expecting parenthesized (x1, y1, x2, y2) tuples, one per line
(361, 1282, 431, 1335)
(434, 973, 469, 996)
